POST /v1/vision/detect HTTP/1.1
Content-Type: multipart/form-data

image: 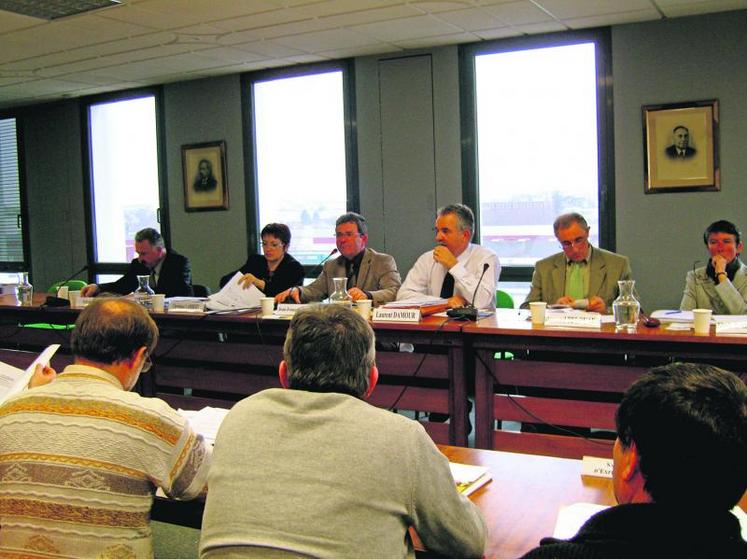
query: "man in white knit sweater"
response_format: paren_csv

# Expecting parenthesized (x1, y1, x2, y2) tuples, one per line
(200, 304, 486, 559)
(0, 299, 211, 558)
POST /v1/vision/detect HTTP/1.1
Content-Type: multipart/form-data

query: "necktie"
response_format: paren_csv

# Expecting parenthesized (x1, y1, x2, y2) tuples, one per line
(149, 269, 157, 290)
(440, 273, 454, 298)
(567, 263, 584, 300)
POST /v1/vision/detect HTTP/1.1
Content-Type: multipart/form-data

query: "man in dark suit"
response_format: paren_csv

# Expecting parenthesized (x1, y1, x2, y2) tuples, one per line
(81, 227, 193, 297)
(664, 125, 697, 159)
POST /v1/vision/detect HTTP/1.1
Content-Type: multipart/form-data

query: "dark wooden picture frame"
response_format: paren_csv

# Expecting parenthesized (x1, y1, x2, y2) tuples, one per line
(642, 99, 719, 193)
(182, 140, 229, 211)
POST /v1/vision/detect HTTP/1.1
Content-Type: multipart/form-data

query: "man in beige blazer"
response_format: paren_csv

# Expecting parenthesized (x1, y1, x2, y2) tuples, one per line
(276, 212, 401, 307)
(521, 213, 632, 313)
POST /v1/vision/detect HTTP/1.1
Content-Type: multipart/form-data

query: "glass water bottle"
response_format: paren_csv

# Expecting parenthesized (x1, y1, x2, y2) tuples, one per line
(16, 272, 33, 306)
(134, 275, 155, 311)
(329, 277, 353, 307)
(612, 280, 640, 333)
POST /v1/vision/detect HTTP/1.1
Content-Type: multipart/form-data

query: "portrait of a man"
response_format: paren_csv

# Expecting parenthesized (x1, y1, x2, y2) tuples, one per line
(664, 125, 697, 159)
(193, 158, 218, 192)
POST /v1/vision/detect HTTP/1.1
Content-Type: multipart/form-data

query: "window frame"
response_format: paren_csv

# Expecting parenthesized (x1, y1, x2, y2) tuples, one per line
(81, 87, 169, 282)
(0, 111, 31, 276)
(459, 28, 615, 282)
(240, 60, 358, 273)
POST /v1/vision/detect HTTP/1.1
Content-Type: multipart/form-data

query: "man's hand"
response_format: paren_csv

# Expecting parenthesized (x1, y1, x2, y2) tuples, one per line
(447, 295, 468, 309)
(275, 287, 300, 304)
(347, 287, 369, 301)
(587, 296, 606, 313)
(555, 296, 574, 306)
(81, 284, 100, 297)
(433, 246, 458, 270)
(28, 363, 56, 389)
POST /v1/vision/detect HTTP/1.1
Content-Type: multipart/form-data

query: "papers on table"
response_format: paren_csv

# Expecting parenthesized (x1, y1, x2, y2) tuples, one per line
(178, 406, 231, 446)
(206, 272, 263, 312)
(652, 310, 747, 334)
(449, 462, 492, 496)
(0, 344, 60, 405)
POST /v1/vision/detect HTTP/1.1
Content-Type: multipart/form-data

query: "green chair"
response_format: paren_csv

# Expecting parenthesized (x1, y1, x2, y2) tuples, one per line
(494, 290, 515, 360)
(48, 279, 87, 294)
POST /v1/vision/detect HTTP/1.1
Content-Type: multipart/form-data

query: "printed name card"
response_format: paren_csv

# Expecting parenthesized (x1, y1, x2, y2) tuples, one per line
(168, 300, 206, 313)
(544, 311, 602, 329)
(275, 303, 308, 317)
(715, 319, 747, 334)
(372, 308, 421, 323)
(581, 456, 613, 478)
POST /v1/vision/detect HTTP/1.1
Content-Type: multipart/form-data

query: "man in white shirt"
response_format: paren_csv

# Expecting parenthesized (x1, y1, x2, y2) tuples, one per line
(397, 204, 500, 310)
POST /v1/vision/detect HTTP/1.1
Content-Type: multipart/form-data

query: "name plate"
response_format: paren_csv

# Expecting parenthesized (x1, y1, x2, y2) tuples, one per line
(544, 312, 601, 329)
(581, 456, 613, 478)
(169, 300, 206, 313)
(276, 303, 308, 317)
(715, 319, 747, 333)
(372, 308, 421, 322)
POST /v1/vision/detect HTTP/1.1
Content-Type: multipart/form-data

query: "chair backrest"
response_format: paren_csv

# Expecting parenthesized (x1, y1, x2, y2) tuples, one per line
(193, 284, 211, 298)
(496, 289, 515, 309)
(48, 279, 87, 294)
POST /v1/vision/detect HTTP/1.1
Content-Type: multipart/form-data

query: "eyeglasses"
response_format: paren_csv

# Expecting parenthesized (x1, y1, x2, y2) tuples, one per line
(141, 353, 153, 373)
(559, 236, 588, 249)
(335, 231, 360, 239)
(261, 241, 284, 249)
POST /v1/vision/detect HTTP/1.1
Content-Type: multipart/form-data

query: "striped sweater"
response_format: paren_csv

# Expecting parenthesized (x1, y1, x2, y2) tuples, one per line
(0, 364, 211, 558)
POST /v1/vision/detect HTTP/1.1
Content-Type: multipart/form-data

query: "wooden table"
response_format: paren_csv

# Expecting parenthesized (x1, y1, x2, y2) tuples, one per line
(151, 445, 617, 558)
(0, 295, 470, 445)
(464, 313, 747, 458)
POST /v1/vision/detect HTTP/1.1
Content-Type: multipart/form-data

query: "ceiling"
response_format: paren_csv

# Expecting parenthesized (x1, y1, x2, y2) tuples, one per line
(0, 0, 744, 109)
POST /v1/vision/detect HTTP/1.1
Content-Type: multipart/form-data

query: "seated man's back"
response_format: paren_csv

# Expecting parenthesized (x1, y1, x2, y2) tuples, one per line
(200, 305, 485, 559)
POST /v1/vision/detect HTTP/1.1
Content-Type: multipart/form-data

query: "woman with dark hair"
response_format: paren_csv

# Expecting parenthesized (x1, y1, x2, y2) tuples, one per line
(220, 223, 305, 297)
(680, 219, 747, 314)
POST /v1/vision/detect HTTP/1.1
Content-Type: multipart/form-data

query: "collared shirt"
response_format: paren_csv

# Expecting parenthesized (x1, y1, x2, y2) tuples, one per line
(345, 250, 365, 287)
(564, 246, 592, 298)
(397, 243, 500, 310)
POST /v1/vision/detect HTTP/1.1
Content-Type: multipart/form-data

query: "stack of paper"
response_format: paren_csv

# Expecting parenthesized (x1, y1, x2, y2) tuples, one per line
(0, 344, 60, 405)
(206, 272, 263, 311)
(449, 462, 492, 496)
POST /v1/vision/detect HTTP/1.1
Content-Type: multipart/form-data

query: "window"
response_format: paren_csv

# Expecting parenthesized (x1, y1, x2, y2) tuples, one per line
(461, 31, 613, 281)
(85, 92, 163, 281)
(0, 116, 28, 282)
(245, 63, 357, 266)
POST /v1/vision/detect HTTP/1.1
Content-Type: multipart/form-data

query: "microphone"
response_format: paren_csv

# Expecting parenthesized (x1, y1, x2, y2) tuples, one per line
(283, 249, 338, 303)
(308, 248, 338, 279)
(446, 263, 490, 321)
(44, 264, 88, 307)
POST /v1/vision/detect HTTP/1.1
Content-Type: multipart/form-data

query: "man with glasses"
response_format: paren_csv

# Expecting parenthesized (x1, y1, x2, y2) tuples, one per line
(0, 299, 211, 558)
(521, 213, 632, 313)
(275, 212, 401, 306)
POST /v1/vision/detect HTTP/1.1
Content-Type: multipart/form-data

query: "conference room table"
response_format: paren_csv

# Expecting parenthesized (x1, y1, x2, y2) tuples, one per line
(464, 311, 747, 457)
(0, 294, 470, 446)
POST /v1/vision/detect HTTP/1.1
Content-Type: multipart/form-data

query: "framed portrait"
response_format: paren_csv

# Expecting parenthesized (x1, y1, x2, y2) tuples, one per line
(642, 99, 719, 194)
(182, 141, 229, 211)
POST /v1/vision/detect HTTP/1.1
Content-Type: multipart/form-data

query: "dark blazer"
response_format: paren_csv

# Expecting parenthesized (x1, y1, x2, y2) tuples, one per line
(98, 250, 193, 297)
(219, 253, 305, 297)
(665, 145, 697, 159)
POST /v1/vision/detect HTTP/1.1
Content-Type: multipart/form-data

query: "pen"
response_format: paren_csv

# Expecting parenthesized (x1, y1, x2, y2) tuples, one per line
(664, 311, 681, 315)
